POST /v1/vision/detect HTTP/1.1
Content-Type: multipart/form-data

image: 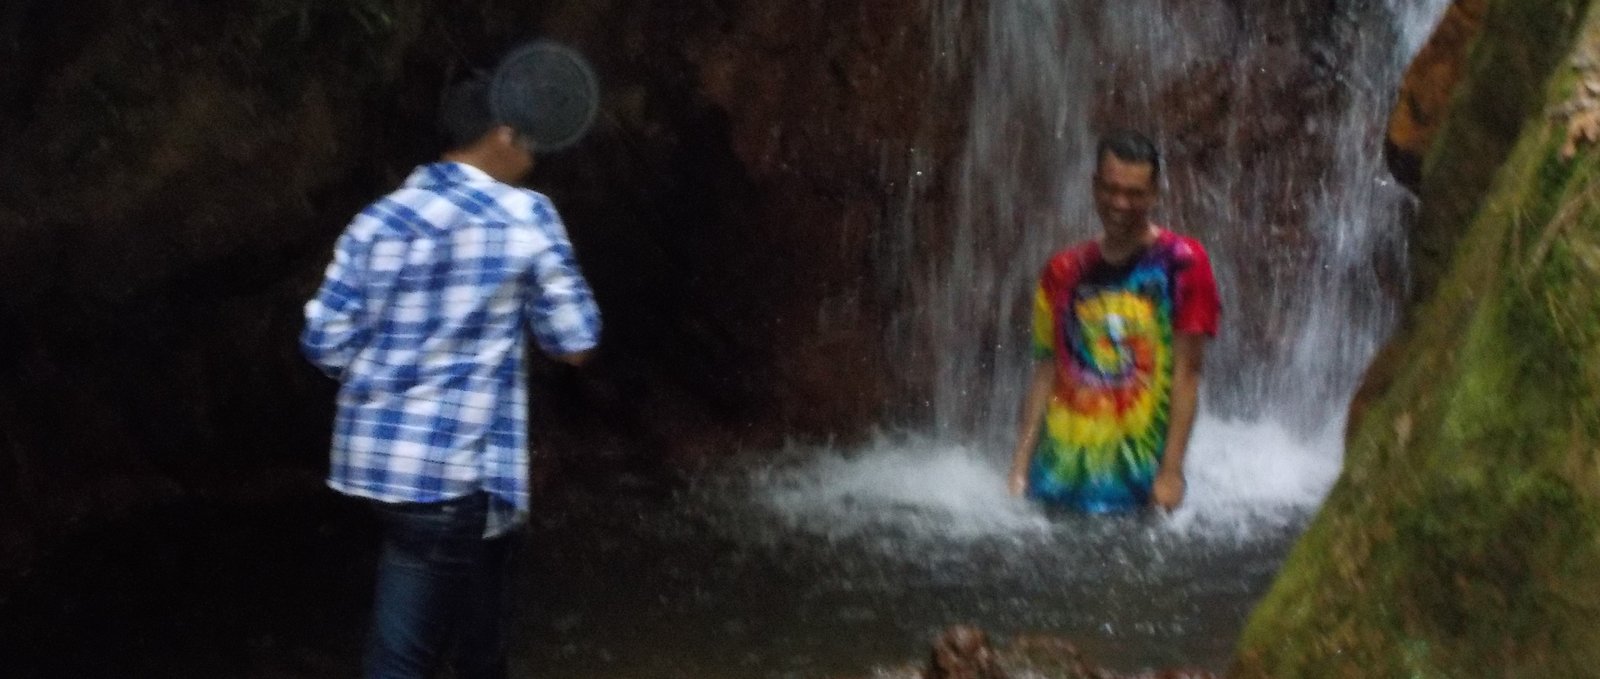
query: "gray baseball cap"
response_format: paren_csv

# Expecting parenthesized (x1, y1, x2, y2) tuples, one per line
(489, 41, 600, 153)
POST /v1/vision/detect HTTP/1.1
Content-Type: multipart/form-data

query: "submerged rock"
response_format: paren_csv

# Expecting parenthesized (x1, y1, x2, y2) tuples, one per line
(866, 627, 1217, 679)
(922, 625, 1011, 679)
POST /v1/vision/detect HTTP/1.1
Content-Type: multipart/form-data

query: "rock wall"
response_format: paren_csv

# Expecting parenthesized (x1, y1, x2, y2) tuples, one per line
(0, 0, 960, 569)
(1236, 0, 1600, 675)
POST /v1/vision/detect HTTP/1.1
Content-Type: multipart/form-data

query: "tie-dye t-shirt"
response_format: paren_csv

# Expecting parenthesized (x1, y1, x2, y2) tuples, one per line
(1028, 227, 1221, 512)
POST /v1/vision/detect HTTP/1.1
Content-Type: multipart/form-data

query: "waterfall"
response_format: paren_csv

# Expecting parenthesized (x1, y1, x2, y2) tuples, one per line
(896, 0, 1451, 467)
(628, 6, 1467, 670)
(743, 0, 1452, 546)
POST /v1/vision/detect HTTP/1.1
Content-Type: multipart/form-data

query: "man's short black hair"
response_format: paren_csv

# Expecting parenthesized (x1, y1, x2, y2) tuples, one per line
(1096, 129, 1162, 183)
(439, 77, 498, 150)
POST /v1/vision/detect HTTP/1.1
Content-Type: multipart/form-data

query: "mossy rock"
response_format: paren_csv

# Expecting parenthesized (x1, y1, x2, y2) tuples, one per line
(1234, 0, 1600, 676)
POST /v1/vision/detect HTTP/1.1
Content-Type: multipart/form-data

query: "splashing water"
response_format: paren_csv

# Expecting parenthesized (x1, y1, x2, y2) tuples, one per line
(726, 417, 1339, 551)
(644, 419, 1337, 673)
(748, 0, 1453, 543)
(618, 2, 1456, 674)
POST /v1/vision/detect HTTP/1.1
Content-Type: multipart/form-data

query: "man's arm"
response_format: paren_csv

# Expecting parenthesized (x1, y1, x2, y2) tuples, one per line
(301, 234, 371, 379)
(1007, 360, 1056, 496)
(522, 195, 602, 365)
(1152, 332, 1206, 510)
(526, 238, 601, 365)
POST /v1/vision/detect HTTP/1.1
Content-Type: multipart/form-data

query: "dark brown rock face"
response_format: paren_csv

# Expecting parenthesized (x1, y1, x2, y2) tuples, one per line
(0, 0, 961, 566)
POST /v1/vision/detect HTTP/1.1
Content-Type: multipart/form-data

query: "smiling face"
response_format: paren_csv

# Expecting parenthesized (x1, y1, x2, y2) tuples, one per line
(1092, 151, 1159, 241)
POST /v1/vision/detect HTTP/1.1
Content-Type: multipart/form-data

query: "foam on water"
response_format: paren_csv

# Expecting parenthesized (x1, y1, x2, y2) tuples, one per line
(748, 435, 1052, 541)
(731, 414, 1341, 550)
(1165, 417, 1343, 536)
(807, 0, 1455, 555)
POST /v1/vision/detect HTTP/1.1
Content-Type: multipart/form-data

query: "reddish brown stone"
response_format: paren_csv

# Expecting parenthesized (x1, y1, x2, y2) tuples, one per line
(1386, 0, 1490, 189)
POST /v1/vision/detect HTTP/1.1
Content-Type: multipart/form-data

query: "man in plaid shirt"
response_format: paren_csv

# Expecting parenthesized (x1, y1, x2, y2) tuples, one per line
(301, 77, 600, 679)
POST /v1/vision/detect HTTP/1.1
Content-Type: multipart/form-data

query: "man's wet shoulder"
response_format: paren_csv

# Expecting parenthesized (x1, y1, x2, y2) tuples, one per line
(1041, 240, 1101, 281)
(1162, 231, 1212, 263)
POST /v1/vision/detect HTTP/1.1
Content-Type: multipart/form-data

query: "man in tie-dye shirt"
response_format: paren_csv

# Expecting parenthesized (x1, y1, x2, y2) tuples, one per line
(1007, 130, 1221, 512)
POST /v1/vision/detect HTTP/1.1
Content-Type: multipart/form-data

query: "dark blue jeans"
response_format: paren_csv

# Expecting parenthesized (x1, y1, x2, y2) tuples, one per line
(364, 492, 514, 679)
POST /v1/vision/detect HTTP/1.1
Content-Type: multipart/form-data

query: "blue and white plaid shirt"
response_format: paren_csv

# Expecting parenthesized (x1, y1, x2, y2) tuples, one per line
(301, 161, 601, 537)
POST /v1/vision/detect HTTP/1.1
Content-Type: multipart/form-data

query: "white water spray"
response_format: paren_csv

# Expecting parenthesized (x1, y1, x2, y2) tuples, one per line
(758, 0, 1452, 541)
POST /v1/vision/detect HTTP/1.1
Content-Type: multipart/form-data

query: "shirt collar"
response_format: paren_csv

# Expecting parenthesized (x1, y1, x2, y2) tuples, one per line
(403, 161, 499, 190)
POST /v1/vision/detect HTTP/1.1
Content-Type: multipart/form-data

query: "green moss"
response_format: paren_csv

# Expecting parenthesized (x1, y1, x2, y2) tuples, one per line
(1409, 0, 1589, 304)
(1234, 0, 1600, 675)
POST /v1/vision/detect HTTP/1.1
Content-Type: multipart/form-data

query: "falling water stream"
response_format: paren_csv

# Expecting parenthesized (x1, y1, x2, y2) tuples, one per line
(511, 1, 1453, 677)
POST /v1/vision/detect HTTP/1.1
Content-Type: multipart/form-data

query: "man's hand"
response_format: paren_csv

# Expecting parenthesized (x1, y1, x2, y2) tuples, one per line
(1007, 468, 1028, 497)
(1151, 470, 1185, 511)
(1152, 333, 1204, 513)
(557, 349, 595, 367)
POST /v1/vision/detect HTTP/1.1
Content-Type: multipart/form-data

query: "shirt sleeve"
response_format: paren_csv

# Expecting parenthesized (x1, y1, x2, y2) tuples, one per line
(525, 199, 602, 356)
(1174, 241, 1222, 337)
(301, 231, 371, 378)
(1031, 273, 1056, 361)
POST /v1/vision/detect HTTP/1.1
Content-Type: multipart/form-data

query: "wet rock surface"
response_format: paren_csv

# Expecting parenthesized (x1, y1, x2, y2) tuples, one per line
(1385, 0, 1488, 188)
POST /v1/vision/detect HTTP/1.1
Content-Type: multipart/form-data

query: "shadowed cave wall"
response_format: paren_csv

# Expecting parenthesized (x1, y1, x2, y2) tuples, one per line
(0, 0, 966, 570)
